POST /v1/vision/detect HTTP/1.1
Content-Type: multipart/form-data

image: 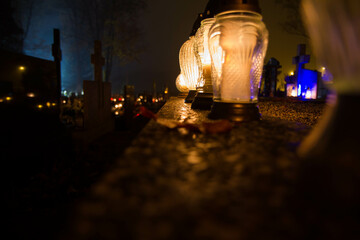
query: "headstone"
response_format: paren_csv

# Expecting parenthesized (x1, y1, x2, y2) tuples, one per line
(82, 40, 113, 142)
(261, 58, 282, 97)
(291, 44, 322, 99)
(292, 44, 310, 93)
(123, 85, 135, 128)
(152, 80, 157, 101)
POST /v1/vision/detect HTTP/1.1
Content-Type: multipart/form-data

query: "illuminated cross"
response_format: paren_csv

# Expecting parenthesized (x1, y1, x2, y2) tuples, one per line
(292, 44, 310, 86)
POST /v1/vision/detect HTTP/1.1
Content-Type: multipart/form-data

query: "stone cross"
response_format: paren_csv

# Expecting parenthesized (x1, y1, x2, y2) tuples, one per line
(292, 44, 310, 68)
(52, 28, 62, 112)
(292, 44, 310, 86)
(91, 40, 105, 107)
(91, 40, 105, 84)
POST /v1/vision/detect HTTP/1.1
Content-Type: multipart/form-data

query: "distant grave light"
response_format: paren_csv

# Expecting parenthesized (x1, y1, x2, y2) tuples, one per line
(27, 92, 35, 98)
(19, 66, 26, 71)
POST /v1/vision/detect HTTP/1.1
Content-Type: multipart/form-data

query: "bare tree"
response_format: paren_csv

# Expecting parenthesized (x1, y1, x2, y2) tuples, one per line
(63, 0, 146, 83)
(0, 0, 23, 52)
(275, 0, 308, 39)
(12, 0, 38, 45)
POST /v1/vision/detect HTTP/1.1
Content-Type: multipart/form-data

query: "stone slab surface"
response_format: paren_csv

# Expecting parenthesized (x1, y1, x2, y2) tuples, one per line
(65, 98, 319, 240)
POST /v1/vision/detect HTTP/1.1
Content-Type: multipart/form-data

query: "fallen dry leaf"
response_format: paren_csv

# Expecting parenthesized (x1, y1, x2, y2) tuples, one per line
(137, 107, 234, 134)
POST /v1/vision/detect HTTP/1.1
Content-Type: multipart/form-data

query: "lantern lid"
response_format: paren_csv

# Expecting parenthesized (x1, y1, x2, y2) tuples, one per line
(216, 0, 261, 15)
(203, 10, 214, 19)
(190, 13, 204, 37)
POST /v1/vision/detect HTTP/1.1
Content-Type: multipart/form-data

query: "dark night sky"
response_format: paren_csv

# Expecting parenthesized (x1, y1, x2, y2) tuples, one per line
(117, 0, 318, 95)
(23, 0, 319, 94)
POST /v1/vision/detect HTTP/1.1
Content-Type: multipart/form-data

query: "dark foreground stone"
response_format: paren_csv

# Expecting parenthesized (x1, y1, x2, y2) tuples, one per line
(63, 97, 354, 240)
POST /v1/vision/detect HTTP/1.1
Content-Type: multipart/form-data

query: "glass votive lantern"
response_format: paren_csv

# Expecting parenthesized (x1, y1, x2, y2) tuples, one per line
(191, 16, 216, 110)
(176, 73, 189, 97)
(179, 36, 201, 103)
(208, 0, 269, 122)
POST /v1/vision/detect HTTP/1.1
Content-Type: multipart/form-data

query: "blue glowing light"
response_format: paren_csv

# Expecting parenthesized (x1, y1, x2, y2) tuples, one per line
(297, 69, 318, 99)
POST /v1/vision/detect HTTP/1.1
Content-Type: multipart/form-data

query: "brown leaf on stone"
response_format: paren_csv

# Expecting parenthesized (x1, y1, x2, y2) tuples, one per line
(138, 106, 158, 120)
(139, 107, 233, 134)
(156, 118, 181, 129)
(200, 120, 234, 134)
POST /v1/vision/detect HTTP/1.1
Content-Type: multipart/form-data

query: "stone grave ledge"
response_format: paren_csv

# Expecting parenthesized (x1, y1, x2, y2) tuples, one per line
(65, 97, 319, 240)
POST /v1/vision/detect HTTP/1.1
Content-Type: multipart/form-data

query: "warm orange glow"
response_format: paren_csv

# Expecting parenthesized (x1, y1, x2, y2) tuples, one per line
(0, 99, 4, 103)
(287, 85, 297, 97)
(19, 66, 25, 71)
(290, 71, 294, 76)
(46, 102, 51, 107)
(176, 74, 189, 93)
(37, 104, 43, 109)
(6, 96, 12, 101)
(305, 88, 312, 99)
(27, 93, 35, 98)
(52, 103, 56, 106)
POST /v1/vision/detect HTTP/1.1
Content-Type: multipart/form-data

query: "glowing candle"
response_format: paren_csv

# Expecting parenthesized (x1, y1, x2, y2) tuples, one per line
(179, 37, 200, 91)
(176, 73, 189, 93)
(210, 12, 268, 103)
(208, 0, 269, 122)
(194, 17, 216, 92)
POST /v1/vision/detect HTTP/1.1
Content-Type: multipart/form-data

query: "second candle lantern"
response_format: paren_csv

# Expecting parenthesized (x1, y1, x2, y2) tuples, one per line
(191, 12, 216, 110)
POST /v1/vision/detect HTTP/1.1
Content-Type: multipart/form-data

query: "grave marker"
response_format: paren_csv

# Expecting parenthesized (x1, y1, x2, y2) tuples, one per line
(82, 40, 113, 143)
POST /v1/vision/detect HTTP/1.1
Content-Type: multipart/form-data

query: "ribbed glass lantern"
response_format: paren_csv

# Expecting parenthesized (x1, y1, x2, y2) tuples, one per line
(194, 17, 216, 92)
(192, 17, 216, 110)
(179, 36, 201, 103)
(208, 0, 268, 122)
(176, 73, 189, 93)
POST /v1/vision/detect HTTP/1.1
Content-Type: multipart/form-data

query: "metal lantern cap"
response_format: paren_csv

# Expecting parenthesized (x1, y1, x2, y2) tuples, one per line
(217, 0, 261, 14)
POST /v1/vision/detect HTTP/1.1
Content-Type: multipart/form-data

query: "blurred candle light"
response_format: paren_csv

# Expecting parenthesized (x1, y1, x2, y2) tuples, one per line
(27, 92, 35, 98)
(305, 88, 312, 99)
(191, 14, 216, 110)
(298, 0, 360, 160)
(176, 73, 189, 94)
(208, 0, 269, 122)
(179, 36, 201, 103)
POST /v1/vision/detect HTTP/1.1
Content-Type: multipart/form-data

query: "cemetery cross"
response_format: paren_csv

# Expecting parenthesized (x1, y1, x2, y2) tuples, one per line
(91, 40, 105, 107)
